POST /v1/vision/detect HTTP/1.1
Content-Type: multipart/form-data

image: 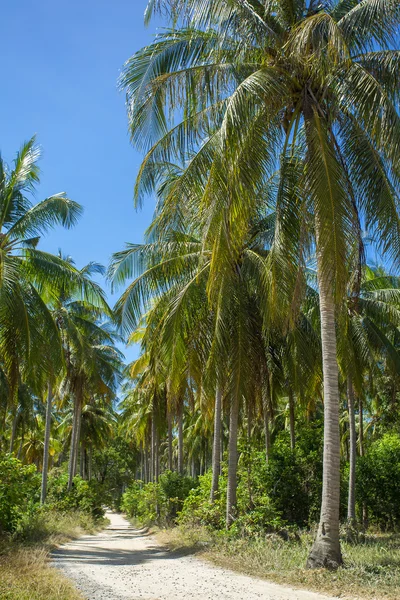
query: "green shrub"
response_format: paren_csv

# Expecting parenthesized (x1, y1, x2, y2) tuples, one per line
(121, 471, 197, 526)
(357, 433, 400, 529)
(46, 469, 105, 518)
(179, 471, 226, 529)
(0, 454, 40, 533)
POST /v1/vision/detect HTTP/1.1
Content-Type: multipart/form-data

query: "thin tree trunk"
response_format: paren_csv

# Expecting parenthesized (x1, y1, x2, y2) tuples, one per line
(226, 392, 240, 527)
(177, 402, 183, 475)
(68, 390, 82, 490)
(151, 413, 156, 482)
(9, 411, 19, 454)
(247, 399, 253, 507)
(167, 409, 173, 471)
(358, 396, 368, 528)
(88, 445, 92, 481)
(41, 383, 53, 504)
(288, 388, 296, 451)
(155, 430, 160, 482)
(358, 396, 364, 457)
(263, 383, 271, 464)
(347, 377, 357, 526)
(80, 443, 84, 478)
(17, 430, 24, 459)
(143, 444, 148, 484)
(307, 245, 343, 569)
(210, 386, 222, 502)
(68, 399, 78, 490)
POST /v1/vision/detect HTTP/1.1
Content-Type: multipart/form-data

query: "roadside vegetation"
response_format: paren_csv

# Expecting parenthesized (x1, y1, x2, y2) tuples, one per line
(1, 0, 400, 598)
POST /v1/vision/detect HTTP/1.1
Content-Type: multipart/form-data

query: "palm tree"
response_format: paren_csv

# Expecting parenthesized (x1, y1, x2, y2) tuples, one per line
(121, 0, 400, 567)
(0, 139, 82, 414)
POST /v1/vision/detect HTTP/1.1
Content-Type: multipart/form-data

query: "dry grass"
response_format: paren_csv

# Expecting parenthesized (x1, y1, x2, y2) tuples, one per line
(157, 526, 400, 600)
(0, 511, 107, 600)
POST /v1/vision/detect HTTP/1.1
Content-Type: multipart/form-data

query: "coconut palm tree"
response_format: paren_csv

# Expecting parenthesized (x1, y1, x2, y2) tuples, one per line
(121, 0, 400, 567)
(0, 139, 83, 412)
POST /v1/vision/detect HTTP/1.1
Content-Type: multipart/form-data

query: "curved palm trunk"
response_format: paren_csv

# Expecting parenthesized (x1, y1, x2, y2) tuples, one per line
(210, 386, 222, 502)
(288, 388, 296, 451)
(226, 392, 240, 527)
(41, 383, 53, 504)
(307, 256, 343, 569)
(347, 377, 357, 525)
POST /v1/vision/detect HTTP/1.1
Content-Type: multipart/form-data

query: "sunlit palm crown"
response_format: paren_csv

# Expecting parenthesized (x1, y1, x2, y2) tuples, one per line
(121, 0, 400, 306)
(0, 139, 111, 394)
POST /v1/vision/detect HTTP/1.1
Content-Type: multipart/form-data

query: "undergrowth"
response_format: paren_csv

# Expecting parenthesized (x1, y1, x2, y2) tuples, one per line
(157, 525, 400, 600)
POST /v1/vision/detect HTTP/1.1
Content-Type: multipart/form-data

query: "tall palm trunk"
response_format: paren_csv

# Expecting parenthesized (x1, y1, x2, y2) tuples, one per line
(68, 389, 83, 490)
(288, 388, 296, 450)
(177, 402, 183, 475)
(226, 392, 240, 527)
(347, 377, 357, 525)
(358, 396, 364, 457)
(9, 411, 19, 453)
(307, 253, 342, 569)
(41, 383, 53, 504)
(210, 386, 222, 502)
(151, 412, 156, 482)
(88, 445, 92, 481)
(167, 409, 173, 471)
(263, 383, 271, 464)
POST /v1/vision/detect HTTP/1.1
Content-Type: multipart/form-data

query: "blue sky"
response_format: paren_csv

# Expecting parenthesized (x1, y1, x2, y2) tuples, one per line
(1, 0, 159, 361)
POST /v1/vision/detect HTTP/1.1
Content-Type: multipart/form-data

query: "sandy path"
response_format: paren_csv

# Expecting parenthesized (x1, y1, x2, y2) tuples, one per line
(53, 511, 339, 600)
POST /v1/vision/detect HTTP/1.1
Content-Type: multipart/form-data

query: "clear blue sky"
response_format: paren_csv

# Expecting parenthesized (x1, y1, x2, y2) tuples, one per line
(1, 0, 159, 361)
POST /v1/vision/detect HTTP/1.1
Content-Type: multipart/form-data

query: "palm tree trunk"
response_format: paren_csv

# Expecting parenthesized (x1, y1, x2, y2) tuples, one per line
(263, 386, 271, 464)
(17, 429, 24, 459)
(226, 392, 240, 527)
(167, 409, 173, 471)
(177, 402, 183, 475)
(347, 377, 357, 525)
(41, 383, 53, 504)
(88, 445, 92, 481)
(210, 386, 222, 502)
(9, 411, 19, 454)
(358, 396, 364, 457)
(68, 390, 82, 490)
(307, 252, 343, 569)
(151, 413, 156, 482)
(288, 388, 296, 451)
(155, 429, 160, 482)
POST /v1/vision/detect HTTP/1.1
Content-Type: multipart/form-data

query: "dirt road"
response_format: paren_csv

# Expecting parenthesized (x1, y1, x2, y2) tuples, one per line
(53, 511, 339, 600)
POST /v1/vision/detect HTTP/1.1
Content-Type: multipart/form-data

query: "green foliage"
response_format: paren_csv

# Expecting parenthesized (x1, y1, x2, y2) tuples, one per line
(46, 469, 105, 518)
(121, 471, 197, 526)
(91, 437, 138, 509)
(357, 434, 400, 529)
(180, 426, 326, 533)
(0, 454, 40, 533)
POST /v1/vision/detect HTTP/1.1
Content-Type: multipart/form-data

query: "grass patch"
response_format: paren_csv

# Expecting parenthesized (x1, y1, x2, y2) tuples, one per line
(0, 510, 107, 600)
(157, 525, 400, 600)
